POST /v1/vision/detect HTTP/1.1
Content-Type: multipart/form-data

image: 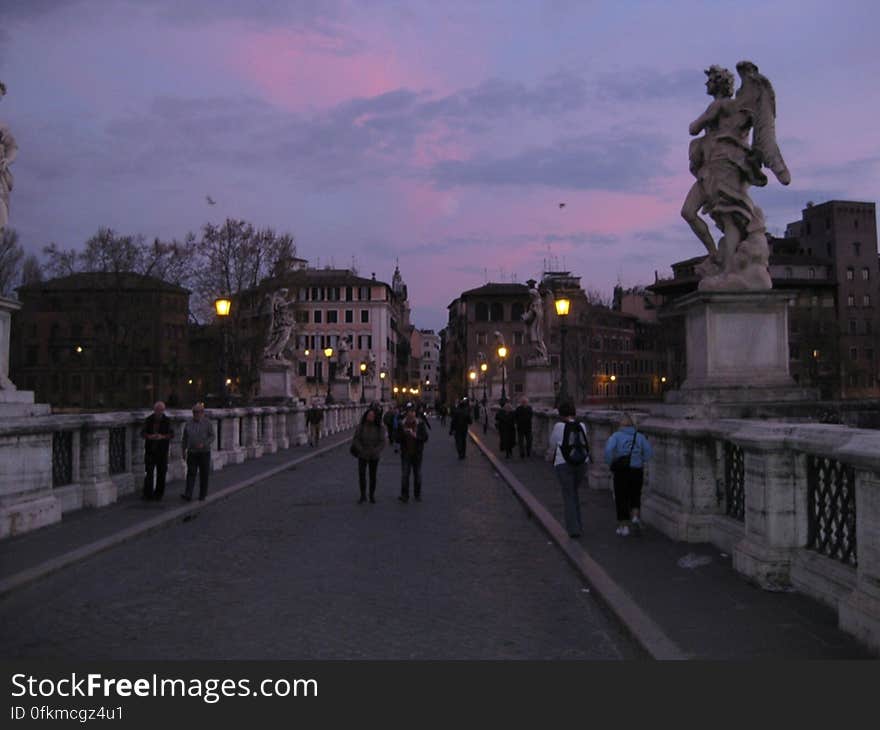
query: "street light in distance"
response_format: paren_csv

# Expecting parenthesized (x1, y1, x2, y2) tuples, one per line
(554, 296, 571, 407)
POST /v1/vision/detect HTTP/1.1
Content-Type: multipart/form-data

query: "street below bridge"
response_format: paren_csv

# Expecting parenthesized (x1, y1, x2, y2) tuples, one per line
(0, 419, 643, 660)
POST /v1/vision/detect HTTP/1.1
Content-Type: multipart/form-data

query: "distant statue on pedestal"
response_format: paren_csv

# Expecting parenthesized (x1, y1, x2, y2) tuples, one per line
(522, 282, 549, 365)
(0, 82, 18, 230)
(262, 288, 295, 363)
(364, 351, 377, 382)
(336, 336, 351, 378)
(681, 61, 791, 291)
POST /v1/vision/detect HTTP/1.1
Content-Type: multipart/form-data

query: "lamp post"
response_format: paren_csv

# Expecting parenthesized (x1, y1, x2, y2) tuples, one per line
(380, 369, 387, 401)
(359, 362, 367, 403)
(214, 296, 232, 406)
(323, 346, 334, 404)
(468, 368, 477, 401)
(480, 361, 488, 405)
(497, 345, 508, 405)
(554, 296, 571, 407)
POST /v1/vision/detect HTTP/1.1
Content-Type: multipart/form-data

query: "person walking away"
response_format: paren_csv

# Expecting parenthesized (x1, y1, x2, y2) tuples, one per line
(439, 404, 447, 428)
(141, 400, 173, 501)
(181, 403, 214, 501)
(605, 413, 653, 536)
(514, 397, 534, 458)
(449, 398, 473, 459)
(547, 401, 590, 538)
(351, 407, 385, 504)
(398, 406, 429, 502)
(306, 401, 324, 447)
(495, 401, 516, 459)
(383, 404, 400, 454)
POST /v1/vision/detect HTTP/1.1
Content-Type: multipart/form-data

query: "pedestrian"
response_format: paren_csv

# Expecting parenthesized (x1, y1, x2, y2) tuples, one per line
(449, 397, 473, 459)
(306, 400, 323, 447)
(398, 405, 429, 503)
(351, 406, 385, 504)
(140, 400, 173, 501)
(604, 413, 653, 537)
(383, 404, 400, 453)
(547, 401, 590, 539)
(514, 396, 534, 458)
(495, 401, 516, 459)
(439, 404, 447, 428)
(181, 402, 214, 502)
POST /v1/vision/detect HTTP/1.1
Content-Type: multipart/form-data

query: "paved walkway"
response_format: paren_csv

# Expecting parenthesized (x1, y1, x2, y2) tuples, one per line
(0, 420, 642, 660)
(472, 426, 872, 659)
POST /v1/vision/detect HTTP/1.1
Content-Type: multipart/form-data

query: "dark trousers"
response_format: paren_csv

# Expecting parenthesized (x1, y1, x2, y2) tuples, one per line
(453, 430, 467, 458)
(401, 455, 423, 498)
(555, 463, 586, 537)
(518, 430, 532, 458)
(613, 468, 644, 521)
(143, 450, 169, 500)
(358, 458, 378, 497)
(184, 451, 211, 500)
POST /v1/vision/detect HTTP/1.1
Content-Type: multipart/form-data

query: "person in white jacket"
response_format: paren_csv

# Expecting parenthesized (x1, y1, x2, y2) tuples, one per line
(547, 402, 589, 538)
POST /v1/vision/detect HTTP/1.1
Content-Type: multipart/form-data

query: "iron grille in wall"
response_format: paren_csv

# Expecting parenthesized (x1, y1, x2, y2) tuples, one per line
(108, 427, 126, 475)
(52, 431, 73, 487)
(724, 442, 745, 521)
(239, 419, 245, 447)
(807, 455, 857, 567)
(216, 419, 223, 451)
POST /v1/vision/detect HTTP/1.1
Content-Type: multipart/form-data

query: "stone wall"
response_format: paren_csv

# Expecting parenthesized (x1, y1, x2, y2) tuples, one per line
(0, 403, 367, 540)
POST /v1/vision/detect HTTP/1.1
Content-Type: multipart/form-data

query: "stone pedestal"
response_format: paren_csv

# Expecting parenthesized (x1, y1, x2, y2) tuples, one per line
(665, 291, 816, 405)
(524, 366, 555, 404)
(259, 363, 295, 400)
(0, 296, 48, 417)
(330, 379, 352, 403)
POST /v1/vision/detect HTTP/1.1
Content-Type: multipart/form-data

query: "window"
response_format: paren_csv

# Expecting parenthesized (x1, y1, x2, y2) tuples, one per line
(848, 295, 855, 307)
(298, 362, 307, 376)
(850, 347, 858, 361)
(808, 267, 815, 279)
(866, 348, 875, 362)
(513, 332, 524, 345)
(785, 267, 793, 278)
(863, 268, 870, 281)
(326, 310, 338, 324)
(514, 356, 523, 370)
(476, 332, 487, 345)
(811, 295, 818, 307)
(346, 287, 353, 302)
(313, 310, 323, 324)
(846, 267, 854, 281)
(360, 310, 369, 323)
(511, 302, 525, 321)
(513, 383, 524, 394)
(853, 242, 862, 256)
(849, 319, 857, 334)
(866, 320, 873, 335)
(475, 302, 489, 321)
(864, 295, 871, 307)
(345, 310, 353, 323)
(490, 302, 503, 321)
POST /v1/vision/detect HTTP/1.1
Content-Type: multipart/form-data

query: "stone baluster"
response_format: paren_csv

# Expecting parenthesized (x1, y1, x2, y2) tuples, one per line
(262, 410, 278, 454)
(290, 408, 307, 446)
(79, 423, 117, 508)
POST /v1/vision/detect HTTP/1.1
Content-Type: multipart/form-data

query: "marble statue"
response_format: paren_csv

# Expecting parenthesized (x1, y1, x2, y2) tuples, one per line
(522, 283, 549, 365)
(262, 288, 295, 363)
(682, 62, 790, 290)
(493, 330, 506, 358)
(0, 82, 17, 230)
(336, 335, 351, 378)
(364, 351, 377, 382)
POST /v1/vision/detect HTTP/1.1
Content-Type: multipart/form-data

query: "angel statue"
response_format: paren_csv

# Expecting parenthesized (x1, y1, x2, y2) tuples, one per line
(364, 351, 377, 382)
(336, 335, 351, 378)
(262, 288, 295, 363)
(681, 61, 791, 290)
(521, 282, 549, 365)
(0, 82, 18, 230)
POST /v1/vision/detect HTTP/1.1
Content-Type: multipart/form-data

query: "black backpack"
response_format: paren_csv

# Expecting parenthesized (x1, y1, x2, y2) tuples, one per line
(560, 421, 589, 465)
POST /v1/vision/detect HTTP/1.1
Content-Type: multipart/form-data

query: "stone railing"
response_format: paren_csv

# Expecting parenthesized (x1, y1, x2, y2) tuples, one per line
(0, 403, 368, 540)
(487, 406, 880, 653)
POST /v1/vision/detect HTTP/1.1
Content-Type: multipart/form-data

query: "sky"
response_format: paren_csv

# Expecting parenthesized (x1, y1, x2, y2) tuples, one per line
(1, 0, 879, 330)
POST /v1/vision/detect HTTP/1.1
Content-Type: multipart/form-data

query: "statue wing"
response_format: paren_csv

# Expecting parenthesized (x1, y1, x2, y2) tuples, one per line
(749, 72, 791, 185)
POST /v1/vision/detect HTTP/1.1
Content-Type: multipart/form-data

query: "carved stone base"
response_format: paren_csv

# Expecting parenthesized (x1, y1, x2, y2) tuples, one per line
(839, 587, 880, 654)
(733, 537, 794, 591)
(82, 478, 117, 508)
(330, 380, 352, 403)
(524, 366, 555, 403)
(0, 495, 62, 539)
(259, 366, 295, 400)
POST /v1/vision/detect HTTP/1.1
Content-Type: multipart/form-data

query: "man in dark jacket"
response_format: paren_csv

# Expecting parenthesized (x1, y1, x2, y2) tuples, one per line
(398, 406, 429, 502)
(495, 401, 516, 459)
(449, 398, 473, 459)
(141, 401, 173, 501)
(305, 401, 323, 447)
(514, 396, 534, 458)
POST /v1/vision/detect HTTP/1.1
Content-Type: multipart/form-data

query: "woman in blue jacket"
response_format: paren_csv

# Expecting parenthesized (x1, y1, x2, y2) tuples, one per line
(604, 413, 653, 537)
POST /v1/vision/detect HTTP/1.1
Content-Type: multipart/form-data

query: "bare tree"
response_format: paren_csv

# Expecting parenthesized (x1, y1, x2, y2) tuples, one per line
(20, 253, 42, 286)
(0, 227, 24, 297)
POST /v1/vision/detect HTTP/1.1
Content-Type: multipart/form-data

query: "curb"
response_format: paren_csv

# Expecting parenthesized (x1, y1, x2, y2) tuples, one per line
(0, 436, 352, 598)
(469, 429, 688, 661)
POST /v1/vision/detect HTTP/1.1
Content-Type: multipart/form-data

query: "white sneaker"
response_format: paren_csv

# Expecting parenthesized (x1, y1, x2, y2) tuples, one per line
(616, 525, 630, 537)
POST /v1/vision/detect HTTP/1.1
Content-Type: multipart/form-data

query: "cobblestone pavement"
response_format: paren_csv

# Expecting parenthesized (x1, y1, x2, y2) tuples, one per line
(474, 427, 871, 659)
(0, 420, 644, 660)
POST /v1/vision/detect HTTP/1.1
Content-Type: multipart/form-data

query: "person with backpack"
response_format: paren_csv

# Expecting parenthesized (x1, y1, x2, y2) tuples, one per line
(547, 401, 590, 538)
(449, 398, 473, 459)
(604, 413, 653, 537)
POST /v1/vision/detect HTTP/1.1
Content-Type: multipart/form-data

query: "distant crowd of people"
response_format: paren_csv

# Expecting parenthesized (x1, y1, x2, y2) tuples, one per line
(138, 394, 653, 539)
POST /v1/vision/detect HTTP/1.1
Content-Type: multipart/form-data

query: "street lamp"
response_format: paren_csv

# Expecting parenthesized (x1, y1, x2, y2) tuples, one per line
(480, 362, 488, 404)
(323, 346, 334, 404)
(380, 369, 387, 401)
(468, 368, 477, 401)
(555, 296, 571, 407)
(359, 362, 367, 404)
(215, 296, 232, 406)
(497, 345, 508, 405)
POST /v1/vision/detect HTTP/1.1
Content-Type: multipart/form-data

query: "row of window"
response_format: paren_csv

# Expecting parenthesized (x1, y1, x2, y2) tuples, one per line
(473, 302, 526, 323)
(847, 294, 872, 307)
(594, 360, 664, 377)
(297, 286, 374, 303)
(846, 267, 871, 281)
(294, 334, 374, 351)
(592, 381, 661, 397)
(297, 309, 371, 325)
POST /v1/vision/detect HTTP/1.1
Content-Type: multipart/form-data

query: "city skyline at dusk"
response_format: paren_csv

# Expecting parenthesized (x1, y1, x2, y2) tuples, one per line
(1, 0, 878, 329)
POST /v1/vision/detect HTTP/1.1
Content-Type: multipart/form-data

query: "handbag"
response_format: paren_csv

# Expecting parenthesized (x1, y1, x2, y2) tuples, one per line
(610, 430, 637, 473)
